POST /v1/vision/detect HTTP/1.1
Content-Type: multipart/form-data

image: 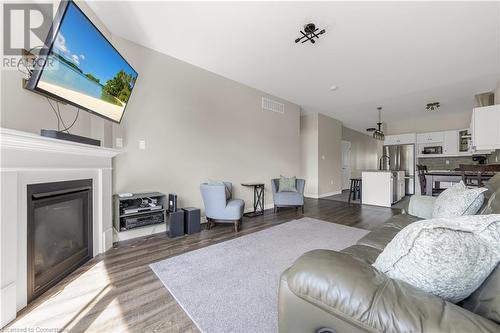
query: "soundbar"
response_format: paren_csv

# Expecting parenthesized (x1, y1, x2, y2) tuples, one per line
(41, 129, 101, 146)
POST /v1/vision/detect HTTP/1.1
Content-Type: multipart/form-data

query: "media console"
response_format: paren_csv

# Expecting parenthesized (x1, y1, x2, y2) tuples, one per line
(113, 192, 167, 232)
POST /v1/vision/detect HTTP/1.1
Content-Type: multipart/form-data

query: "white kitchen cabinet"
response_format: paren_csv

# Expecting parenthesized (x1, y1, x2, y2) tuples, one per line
(416, 131, 444, 144)
(362, 170, 405, 207)
(443, 130, 458, 155)
(472, 105, 500, 150)
(384, 133, 416, 145)
(362, 171, 392, 207)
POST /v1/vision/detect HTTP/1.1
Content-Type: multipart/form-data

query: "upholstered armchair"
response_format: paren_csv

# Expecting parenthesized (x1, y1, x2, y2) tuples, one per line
(200, 182, 245, 232)
(271, 178, 305, 213)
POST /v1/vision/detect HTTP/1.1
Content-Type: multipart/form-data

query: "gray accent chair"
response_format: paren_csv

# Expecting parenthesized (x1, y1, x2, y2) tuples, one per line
(271, 178, 305, 213)
(200, 182, 245, 232)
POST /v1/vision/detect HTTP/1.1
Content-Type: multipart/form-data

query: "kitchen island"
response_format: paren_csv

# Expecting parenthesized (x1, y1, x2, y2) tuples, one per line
(361, 170, 405, 207)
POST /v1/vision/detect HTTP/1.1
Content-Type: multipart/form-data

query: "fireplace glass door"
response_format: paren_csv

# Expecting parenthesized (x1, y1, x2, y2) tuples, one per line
(27, 179, 93, 302)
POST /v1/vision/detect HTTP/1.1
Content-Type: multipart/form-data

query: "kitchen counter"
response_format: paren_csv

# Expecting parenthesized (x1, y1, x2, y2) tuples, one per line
(361, 170, 405, 207)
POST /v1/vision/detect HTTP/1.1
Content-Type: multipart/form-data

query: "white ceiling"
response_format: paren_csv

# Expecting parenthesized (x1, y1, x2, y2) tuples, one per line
(88, 1, 500, 132)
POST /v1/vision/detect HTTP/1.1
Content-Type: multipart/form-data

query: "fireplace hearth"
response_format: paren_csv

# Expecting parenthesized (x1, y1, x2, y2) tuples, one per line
(27, 179, 93, 302)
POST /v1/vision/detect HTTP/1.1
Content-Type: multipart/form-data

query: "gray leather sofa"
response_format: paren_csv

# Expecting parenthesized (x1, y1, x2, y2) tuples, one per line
(278, 175, 500, 333)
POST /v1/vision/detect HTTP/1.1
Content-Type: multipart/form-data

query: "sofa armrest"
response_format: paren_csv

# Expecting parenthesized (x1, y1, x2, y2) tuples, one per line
(285, 250, 499, 333)
(407, 195, 436, 219)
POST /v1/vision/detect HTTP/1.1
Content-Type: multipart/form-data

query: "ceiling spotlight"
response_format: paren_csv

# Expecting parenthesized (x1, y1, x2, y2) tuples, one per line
(295, 23, 326, 44)
(329, 85, 338, 91)
(425, 102, 440, 111)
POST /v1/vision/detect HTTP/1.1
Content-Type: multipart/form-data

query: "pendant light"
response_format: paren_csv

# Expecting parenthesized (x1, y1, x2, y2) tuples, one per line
(372, 107, 385, 141)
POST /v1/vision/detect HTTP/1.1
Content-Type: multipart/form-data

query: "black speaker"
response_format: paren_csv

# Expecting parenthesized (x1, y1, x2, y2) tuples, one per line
(182, 207, 201, 234)
(167, 209, 184, 238)
(168, 193, 177, 212)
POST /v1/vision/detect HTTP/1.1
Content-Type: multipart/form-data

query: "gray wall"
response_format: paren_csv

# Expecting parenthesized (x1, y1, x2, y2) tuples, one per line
(318, 113, 342, 195)
(341, 126, 379, 177)
(110, 36, 301, 211)
(300, 113, 319, 197)
(385, 111, 472, 135)
(299, 112, 343, 197)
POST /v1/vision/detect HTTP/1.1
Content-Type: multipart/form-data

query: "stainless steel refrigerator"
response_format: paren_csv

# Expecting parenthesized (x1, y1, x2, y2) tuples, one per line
(381, 144, 415, 195)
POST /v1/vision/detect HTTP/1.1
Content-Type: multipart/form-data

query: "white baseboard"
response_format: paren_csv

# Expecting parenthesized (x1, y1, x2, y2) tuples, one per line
(319, 191, 341, 198)
(305, 191, 341, 199)
(0, 282, 16, 328)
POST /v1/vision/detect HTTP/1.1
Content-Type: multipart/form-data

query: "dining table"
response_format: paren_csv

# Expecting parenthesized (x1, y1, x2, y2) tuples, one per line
(424, 171, 497, 196)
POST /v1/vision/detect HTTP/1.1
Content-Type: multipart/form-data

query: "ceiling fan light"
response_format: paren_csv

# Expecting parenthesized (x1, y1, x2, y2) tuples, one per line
(425, 102, 440, 111)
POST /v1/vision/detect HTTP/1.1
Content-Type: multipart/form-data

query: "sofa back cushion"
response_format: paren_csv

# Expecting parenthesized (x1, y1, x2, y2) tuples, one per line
(482, 188, 500, 215)
(460, 264, 500, 324)
(484, 173, 500, 200)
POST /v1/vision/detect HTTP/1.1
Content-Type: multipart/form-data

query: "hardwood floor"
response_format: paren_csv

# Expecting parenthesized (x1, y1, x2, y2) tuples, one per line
(9, 198, 398, 333)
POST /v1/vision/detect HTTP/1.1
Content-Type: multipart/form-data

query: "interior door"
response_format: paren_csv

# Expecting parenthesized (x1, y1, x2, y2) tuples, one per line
(341, 141, 351, 190)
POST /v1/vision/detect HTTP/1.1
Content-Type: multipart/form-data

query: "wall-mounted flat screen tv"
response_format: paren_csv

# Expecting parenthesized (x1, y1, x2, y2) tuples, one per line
(27, 0, 138, 123)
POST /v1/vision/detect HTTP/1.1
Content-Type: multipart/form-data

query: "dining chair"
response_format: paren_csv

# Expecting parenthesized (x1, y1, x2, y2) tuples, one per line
(417, 164, 445, 196)
(416, 164, 428, 195)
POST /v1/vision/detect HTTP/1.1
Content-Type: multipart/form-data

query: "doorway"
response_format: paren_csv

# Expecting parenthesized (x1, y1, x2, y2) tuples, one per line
(341, 140, 351, 190)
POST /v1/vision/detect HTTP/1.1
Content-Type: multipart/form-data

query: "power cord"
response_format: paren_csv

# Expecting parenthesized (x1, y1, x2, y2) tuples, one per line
(61, 106, 80, 133)
(46, 98, 61, 131)
(17, 46, 43, 77)
(46, 98, 80, 134)
(20, 47, 80, 134)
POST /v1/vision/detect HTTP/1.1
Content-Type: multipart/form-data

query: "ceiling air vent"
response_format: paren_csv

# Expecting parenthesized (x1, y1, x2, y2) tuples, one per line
(262, 97, 284, 114)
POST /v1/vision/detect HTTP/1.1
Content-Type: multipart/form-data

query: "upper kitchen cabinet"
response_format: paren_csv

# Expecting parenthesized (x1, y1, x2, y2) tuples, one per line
(416, 131, 445, 144)
(384, 133, 416, 145)
(472, 105, 500, 150)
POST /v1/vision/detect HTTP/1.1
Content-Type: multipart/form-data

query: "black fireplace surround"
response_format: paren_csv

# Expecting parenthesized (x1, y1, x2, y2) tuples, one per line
(27, 179, 93, 302)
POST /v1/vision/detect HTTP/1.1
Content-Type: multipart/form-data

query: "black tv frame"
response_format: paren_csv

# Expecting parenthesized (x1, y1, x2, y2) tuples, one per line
(26, 0, 138, 124)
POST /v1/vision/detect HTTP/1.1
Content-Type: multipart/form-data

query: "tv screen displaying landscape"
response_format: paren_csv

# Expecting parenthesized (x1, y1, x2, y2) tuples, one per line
(34, 1, 138, 123)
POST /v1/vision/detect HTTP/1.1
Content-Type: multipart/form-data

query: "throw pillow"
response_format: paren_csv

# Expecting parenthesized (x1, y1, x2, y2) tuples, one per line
(207, 180, 231, 200)
(373, 215, 500, 303)
(482, 189, 500, 215)
(432, 181, 487, 218)
(278, 175, 297, 192)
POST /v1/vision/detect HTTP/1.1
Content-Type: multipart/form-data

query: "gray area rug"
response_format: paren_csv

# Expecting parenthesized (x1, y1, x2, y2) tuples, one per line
(150, 217, 369, 333)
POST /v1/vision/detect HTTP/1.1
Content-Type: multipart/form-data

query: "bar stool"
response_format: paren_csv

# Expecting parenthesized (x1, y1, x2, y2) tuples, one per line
(348, 178, 362, 203)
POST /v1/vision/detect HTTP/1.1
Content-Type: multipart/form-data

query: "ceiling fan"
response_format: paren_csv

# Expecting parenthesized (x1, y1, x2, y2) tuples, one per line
(294, 23, 326, 44)
(366, 107, 385, 140)
(425, 102, 440, 111)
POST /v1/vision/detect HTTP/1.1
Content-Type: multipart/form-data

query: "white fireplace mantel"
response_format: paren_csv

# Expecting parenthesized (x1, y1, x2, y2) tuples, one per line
(0, 127, 121, 328)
